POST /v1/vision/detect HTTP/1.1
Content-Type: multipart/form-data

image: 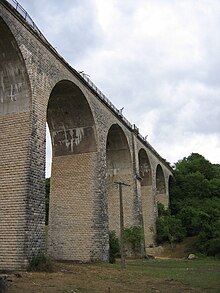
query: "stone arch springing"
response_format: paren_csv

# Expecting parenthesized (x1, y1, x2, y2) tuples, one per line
(106, 124, 133, 236)
(138, 149, 154, 249)
(156, 164, 168, 208)
(46, 79, 98, 262)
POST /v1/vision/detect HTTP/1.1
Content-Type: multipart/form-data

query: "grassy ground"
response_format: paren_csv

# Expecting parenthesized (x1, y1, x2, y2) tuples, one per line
(7, 257, 220, 293)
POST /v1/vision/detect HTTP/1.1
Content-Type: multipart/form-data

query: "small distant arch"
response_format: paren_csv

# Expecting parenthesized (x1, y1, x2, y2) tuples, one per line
(156, 164, 166, 194)
(138, 149, 152, 186)
(156, 164, 168, 208)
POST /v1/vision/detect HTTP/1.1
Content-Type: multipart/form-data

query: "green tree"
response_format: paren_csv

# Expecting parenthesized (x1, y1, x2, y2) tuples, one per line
(156, 214, 186, 249)
(124, 226, 144, 257)
(169, 153, 220, 256)
(174, 153, 220, 180)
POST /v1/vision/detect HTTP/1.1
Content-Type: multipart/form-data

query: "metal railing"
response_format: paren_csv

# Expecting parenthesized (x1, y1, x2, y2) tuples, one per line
(4, 0, 170, 168)
(78, 72, 133, 129)
(6, 0, 49, 44)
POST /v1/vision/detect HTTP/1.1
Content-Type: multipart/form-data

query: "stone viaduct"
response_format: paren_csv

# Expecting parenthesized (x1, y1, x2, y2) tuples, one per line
(0, 0, 173, 270)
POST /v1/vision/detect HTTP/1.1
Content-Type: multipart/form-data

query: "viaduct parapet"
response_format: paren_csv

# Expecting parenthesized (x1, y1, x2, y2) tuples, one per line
(0, 0, 173, 270)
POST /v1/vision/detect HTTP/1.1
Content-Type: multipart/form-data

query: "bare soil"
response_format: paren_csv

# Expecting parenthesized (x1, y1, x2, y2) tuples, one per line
(4, 239, 208, 293)
(155, 237, 197, 259)
(6, 261, 202, 293)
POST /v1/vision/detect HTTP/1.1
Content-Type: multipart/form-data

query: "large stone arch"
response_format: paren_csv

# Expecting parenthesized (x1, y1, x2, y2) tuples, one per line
(0, 17, 45, 270)
(138, 149, 154, 249)
(106, 124, 134, 236)
(156, 164, 168, 208)
(47, 80, 99, 262)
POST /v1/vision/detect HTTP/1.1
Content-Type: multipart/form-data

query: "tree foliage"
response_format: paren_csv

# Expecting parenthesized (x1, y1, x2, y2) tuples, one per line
(168, 153, 220, 256)
(124, 226, 144, 256)
(156, 215, 186, 248)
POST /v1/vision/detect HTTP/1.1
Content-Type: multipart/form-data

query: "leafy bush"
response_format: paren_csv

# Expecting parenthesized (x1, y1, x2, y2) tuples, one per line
(109, 231, 120, 263)
(158, 202, 170, 217)
(28, 253, 53, 272)
(156, 214, 186, 249)
(206, 238, 220, 256)
(124, 226, 144, 257)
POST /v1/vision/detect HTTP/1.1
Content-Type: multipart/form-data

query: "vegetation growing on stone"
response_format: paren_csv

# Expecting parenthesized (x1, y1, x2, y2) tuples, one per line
(28, 253, 53, 272)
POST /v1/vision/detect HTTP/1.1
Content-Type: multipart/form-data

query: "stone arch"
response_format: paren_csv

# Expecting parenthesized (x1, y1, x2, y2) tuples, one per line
(0, 17, 43, 270)
(168, 174, 174, 190)
(138, 149, 152, 186)
(106, 124, 133, 235)
(47, 80, 98, 261)
(47, 80, 97, 156)
(138, 149, 154, 249)
(168, 174, 174, 201)
(156, 164, 168, 208)
(0, 16, 30, 114)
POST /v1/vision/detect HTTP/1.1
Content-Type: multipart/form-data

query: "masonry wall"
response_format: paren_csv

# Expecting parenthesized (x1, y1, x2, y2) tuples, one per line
(0, 4, 46, 269)
(0, 113, 31, 269)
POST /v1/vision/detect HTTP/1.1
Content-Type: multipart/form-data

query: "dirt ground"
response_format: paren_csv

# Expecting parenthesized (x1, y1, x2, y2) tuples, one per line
(4, 240, 206, 293)
(6, 261, 202, 293)
(154, 237, 197, 259)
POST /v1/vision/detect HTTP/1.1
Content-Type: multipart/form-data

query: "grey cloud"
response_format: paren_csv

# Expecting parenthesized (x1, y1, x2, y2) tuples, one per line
(19, 0, 103, 61)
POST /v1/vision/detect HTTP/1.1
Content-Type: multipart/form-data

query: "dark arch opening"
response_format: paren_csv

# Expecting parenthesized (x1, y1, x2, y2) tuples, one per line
(156, 164, 168, 208)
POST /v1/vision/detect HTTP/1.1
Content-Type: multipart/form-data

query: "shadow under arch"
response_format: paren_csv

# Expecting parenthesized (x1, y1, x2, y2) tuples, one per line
(46, 79, 98, 262)
(156, 164, 168, 208)
(138, 149, 154, 249)
(106, 124, 133, 236)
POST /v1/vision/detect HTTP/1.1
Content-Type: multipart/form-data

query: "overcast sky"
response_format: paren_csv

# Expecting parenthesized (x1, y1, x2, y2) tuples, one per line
(16, 0, 220, 177)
